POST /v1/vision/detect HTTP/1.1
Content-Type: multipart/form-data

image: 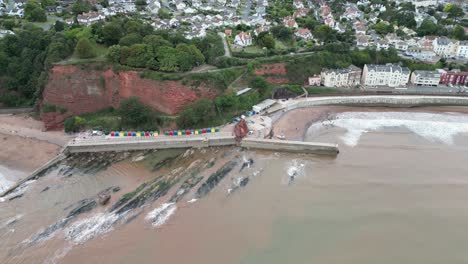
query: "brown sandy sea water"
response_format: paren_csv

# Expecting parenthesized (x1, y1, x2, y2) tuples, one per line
(2, 108, 468, 263)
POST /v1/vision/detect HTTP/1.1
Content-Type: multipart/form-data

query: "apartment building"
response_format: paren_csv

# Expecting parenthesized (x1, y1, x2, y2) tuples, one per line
(361, 64, 410, 87)
(410, 70, 441, 86)
(320, 65, 362, 87)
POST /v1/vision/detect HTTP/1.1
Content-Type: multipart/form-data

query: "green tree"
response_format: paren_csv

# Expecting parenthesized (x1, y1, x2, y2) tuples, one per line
(118, 97, 151, 128)
(417, 19, 438, 36)
(126, 44, 152, 68)
(158, 8, 172, 19)
(54, 20, 65, 32)
(143, 35, 172, 52)
(119, 33, 143, 46)
(74, 38, 97, 59)
(257, 33, 275, 49)
(1, 20, 15, 30)
(177, 98, 217, 128)
(107, 45, 121, 63)
(444, 4, 464, 19)
(373, 22, 393, 35)
(72, 0, 90, 15)
(251, 76, 272, 97)
(64, 116, 86, 133)
(24, 0, 47, 22)
(451, 25, 466, 40)
(157, 46, 179, 72)
(102, 22, 124, 46)
(313, 25, 333, 42)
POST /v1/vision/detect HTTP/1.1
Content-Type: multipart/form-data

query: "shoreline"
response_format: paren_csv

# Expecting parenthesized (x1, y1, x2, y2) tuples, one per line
(272, 105, 468, 141)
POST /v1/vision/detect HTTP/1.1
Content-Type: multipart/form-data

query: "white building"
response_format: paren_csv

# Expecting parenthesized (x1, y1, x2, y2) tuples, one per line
(410, 70, 441, 86)
(400, 0, 438, 8)
(361, 64, 411, 87)
(433, 37, 454, 58)
(321, 65, 362, 87)
(295, 28, 313, 40)
(455, 41, 468, 59)
(406, 47, 438, 62)
(234, 32, 253, 47)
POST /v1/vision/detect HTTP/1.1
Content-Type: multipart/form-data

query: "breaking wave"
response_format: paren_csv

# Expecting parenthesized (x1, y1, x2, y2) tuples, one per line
(307, 112, 468, 147)
(145, 203, 177, 228)
(64, 212, 122, 244)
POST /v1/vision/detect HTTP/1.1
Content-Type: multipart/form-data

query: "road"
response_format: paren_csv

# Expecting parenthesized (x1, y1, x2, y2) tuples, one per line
(361, 85, 468, 95)
(242, 0, 252, 20)
(218, 32, 232, 57)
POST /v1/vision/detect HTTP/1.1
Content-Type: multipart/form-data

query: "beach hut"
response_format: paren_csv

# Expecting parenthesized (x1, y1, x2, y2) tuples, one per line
(153, 132, 158, 136)
(210, 128, 215, 133)
(111, 132, 115, 137)
(169, 131, 174, 136)
(194, 130, 199, 135)
(178, 131, 183, 136)
(186, 130, 191, 135)
(145, 132, 150, 137)
(215, 128, 220, 132)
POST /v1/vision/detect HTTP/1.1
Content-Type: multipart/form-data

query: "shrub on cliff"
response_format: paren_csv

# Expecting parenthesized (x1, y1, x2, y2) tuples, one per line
(74, 38, 97, 59)
(118, 97, 161, 130)
(64, 116, 86, 133)
(177, 99, 218, 128)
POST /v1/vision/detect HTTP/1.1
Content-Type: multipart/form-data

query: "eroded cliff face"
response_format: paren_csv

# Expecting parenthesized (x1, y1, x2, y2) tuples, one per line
(41, 65, 218, 130)
(254, 63, 289, 84)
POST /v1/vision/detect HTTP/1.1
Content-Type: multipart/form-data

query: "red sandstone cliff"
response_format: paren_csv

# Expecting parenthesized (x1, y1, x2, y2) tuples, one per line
(254, 63, 289, 84)
(41, 65, 218, 130)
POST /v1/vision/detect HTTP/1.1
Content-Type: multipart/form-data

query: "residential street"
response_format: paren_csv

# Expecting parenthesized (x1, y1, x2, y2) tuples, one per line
(218, 32, 232, 57)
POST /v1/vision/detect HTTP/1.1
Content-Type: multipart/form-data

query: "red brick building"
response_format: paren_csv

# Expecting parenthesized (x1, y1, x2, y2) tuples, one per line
(439, 71, 468, 86)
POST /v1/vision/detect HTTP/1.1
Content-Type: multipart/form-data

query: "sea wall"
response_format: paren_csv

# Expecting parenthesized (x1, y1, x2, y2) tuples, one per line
(65, 135, 237, 153)
(280, 95, 468, 113)
(241, 138, 339, 155)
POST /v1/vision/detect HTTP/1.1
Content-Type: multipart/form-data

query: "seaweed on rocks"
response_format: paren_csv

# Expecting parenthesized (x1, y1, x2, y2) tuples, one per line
(196, 161, 238, 198)
(109, 183, 147, 212)
(151, 155, 179, 172)
(169, 171, 204, 203)
(8, 193, 23, 201)
(26, 217, 72, 245)
(239, 158, 254, 172)
(67, 198, 97, 218)
(115, 180, 172, 215)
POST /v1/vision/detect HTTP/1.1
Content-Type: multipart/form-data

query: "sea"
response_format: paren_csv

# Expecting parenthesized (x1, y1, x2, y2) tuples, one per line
(1, 109, 468, 264)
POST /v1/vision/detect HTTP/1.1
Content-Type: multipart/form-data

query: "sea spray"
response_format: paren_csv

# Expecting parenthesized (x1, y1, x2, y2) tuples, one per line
(145, 203, 177, 228)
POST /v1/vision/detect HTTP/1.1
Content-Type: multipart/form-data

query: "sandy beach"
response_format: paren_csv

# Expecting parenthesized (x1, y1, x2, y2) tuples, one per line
(0, 114, 69, 173)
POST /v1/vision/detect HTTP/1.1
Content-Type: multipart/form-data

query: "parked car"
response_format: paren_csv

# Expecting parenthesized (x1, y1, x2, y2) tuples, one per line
(231, 117, 241, 123)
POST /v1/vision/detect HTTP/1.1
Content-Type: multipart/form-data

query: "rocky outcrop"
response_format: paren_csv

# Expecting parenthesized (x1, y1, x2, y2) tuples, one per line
(41, 65, 219, 130)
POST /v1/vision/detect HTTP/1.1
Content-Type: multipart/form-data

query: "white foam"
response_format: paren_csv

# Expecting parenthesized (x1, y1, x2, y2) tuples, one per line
(64, 212, 121, 244)
(187, 198, 197, 203)
(283, 160, 305, 185)
(307, 112, 468, 147)
(0, 214, 23, 229)
(145, 203, 177, 228)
